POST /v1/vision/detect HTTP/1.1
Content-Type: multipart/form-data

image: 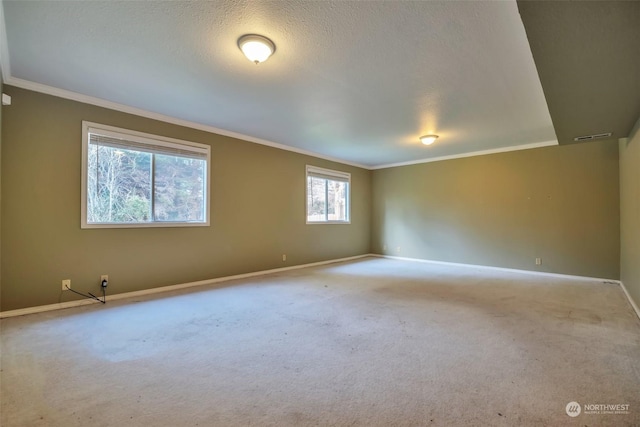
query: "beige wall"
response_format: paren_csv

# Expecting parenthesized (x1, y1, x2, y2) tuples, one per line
(371, 141, 620, 279)
(1, 85, 629, 312)
(620, 117, 640, 308)
(1, 86, 371, 311)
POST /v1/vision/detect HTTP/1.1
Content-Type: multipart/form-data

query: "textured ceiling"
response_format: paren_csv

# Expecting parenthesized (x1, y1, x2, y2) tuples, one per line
(1, 0, 556, 168)
(518, 0, 640, 146)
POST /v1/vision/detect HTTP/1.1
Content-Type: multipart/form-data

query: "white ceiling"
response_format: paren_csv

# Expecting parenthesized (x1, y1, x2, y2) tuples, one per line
(1, 0, 556, 169)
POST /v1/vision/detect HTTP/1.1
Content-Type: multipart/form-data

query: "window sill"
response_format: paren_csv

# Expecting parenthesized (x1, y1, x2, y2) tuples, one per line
(306, 221, 351, 225)
(81, 221, 210, 229)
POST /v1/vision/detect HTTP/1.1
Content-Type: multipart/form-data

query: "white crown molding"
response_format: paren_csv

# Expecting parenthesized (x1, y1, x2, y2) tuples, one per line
(0, 254, 371, 318)
(0, 0, 10, 82)
(4, 77, 562, 173)
(4, 75, 561, 172)
(370, 140, 559, 170)
(4, 76, 370, 170)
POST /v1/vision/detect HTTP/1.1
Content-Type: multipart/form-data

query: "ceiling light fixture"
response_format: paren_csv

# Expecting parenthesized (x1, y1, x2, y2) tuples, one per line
(420, 134, 439, 145)
(238, 34, 275, 64)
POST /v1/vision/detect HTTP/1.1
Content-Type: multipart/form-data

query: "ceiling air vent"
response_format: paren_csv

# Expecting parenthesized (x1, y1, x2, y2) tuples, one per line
(573, 132, 613, 142)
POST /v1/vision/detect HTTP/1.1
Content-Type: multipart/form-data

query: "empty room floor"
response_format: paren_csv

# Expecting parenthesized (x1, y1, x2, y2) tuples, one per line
(1, 257, 639, 426)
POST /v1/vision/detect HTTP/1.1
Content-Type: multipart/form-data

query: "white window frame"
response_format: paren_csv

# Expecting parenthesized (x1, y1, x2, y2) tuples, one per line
(306, 165, 351, 224)
(81, 121, 211, 229)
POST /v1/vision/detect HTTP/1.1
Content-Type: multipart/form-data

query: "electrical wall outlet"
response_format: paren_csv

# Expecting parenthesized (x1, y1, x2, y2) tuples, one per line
(383, 244, 387, 251)
(396, 246, 401, 254)
(62, 279, 71, 291)
(535, 258, 542, 265)
(282, 254, 287, 262)
(101, 275, 109, 287)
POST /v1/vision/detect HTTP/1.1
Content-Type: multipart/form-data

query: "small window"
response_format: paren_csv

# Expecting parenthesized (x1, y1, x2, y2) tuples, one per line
(81, 122, 210, 228)
(306, 165, 350, 223)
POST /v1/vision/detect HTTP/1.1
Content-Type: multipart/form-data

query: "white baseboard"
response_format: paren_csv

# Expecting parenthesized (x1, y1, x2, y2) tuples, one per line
(373, 254, 640, 319)
(370, 254, 620, 283)
(5, 253, 637, 321)
(619, 281, 640, 321)
(0, 254, 370, 319)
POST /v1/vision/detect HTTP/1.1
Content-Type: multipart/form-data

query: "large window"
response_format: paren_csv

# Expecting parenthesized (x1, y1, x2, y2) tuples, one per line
(306, 165, 350, 223)
(81, 122, 210, 228)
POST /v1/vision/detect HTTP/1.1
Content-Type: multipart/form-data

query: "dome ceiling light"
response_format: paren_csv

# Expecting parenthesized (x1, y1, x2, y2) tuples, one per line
(238, 34, 276, 64)
(420, 135, 439, 145)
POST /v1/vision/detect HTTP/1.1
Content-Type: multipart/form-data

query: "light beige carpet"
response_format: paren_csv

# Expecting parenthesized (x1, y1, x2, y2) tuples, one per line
(1, 257, 639, 426)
